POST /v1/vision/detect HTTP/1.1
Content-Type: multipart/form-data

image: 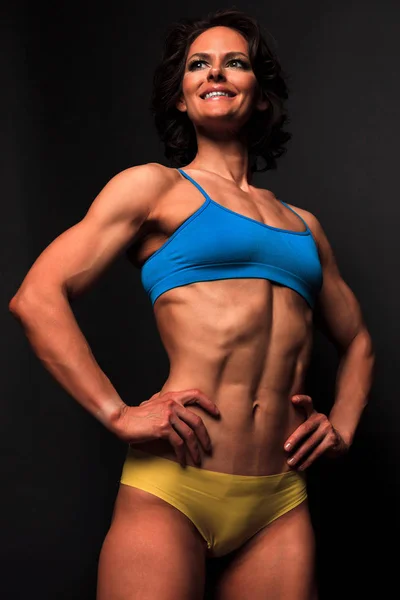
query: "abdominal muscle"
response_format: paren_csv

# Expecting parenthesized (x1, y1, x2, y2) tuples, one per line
(133, 277, 314, 476)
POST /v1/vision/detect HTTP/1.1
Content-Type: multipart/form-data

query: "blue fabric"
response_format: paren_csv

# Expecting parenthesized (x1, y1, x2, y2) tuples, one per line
(141, 168, 323, 309)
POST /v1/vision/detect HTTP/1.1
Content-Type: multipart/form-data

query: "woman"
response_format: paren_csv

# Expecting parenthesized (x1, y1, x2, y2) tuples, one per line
(10, 8, 374, 600)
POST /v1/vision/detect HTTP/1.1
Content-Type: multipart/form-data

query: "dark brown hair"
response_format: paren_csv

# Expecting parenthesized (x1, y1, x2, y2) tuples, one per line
(150, 8, 292, 173)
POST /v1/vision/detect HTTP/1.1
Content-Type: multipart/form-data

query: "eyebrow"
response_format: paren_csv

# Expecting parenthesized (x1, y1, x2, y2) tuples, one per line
(187, 51, 249, 62)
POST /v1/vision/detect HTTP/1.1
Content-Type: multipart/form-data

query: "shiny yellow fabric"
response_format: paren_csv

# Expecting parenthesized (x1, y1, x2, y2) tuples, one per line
(120, 447, 307, 558)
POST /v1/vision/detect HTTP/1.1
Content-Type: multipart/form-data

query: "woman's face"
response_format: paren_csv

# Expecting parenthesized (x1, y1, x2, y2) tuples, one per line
(176, 26, 268, 132)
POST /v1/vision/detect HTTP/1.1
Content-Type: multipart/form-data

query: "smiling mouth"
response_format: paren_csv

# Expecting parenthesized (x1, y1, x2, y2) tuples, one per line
(203, 95, 236, 100)
(200, 89, 237, 100)
(201, 94, 237, 101)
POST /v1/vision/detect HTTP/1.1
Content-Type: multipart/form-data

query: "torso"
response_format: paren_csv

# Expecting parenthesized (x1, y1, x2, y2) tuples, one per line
(126, 165, 319, 475)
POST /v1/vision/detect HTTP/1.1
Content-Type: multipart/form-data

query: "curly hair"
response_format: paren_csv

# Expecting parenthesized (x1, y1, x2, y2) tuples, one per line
(150, 8, 292, 173)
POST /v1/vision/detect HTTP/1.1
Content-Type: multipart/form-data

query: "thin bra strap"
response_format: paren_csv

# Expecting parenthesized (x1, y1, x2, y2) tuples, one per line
(177, 168, 211, 201)
(280, 200, 310, 232)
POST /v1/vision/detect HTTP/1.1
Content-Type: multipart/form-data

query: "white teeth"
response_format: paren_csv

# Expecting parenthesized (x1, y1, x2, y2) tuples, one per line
(203, 91, 231, 99)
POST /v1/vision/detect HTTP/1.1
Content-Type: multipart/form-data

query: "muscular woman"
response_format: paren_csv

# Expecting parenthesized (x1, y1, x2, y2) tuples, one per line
(9, 9, 374, 600)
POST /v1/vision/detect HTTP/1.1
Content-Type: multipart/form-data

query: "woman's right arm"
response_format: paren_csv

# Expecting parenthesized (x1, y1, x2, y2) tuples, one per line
(8, 163, 169, 435)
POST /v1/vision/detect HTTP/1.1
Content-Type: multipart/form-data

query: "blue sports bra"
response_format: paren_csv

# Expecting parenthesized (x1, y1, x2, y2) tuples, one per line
(141, 168, 323, 308)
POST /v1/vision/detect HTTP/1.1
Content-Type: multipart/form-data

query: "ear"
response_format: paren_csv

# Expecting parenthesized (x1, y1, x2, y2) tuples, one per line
(255, 88, 269, 112)
(176, 95, 187, 113)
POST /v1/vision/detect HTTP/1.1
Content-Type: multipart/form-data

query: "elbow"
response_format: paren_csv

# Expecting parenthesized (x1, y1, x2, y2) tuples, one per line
(363, 327, 375, 361)
(355, 327, 376, 378)
(9, 294, 23, 315)
(9, 288, 47, 319)
(357, 327, 375, 362)
(9, 293, 34, 319)
(8, 296, 17, 313)
(338, 327, 375, 365)
(9, 284, 67, 318)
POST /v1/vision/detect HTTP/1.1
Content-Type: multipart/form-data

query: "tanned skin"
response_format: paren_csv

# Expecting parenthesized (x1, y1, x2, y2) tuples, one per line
(10, 25, 374, 600)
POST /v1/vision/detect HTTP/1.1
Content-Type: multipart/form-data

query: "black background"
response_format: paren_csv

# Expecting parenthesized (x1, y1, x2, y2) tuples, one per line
(2, 1, 398, 598)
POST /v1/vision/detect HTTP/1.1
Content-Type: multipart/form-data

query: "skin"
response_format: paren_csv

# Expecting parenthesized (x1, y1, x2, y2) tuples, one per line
(124, 26, 373, 475)
(10, 25, 375, 600)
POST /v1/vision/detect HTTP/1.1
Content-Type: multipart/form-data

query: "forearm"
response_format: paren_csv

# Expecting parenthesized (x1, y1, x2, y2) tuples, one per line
(9, 292, 127, 434)
(329, 327, 375, 447)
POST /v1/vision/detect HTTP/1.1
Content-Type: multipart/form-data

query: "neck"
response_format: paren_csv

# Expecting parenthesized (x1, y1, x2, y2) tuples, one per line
(189, 128, 253, 191)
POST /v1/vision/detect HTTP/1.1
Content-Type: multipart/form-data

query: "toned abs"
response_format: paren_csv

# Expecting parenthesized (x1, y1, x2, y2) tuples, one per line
(128, 168, 315, 476)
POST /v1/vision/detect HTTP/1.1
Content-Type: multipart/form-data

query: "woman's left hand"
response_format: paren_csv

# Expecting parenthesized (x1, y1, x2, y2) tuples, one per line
(283, 394, 350, 470)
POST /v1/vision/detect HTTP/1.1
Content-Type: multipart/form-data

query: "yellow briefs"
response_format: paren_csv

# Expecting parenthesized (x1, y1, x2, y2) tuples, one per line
(120, 447, 307, 558)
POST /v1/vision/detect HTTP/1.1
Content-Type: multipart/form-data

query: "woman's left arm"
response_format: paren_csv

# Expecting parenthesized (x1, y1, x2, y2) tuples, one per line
(284, 211, 376, 470)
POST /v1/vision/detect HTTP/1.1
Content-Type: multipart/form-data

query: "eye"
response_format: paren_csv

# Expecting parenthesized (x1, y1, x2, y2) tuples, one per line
(188, 59, 207, 70)
(228, 59, 248, 68)
(187, 58, 250, 71)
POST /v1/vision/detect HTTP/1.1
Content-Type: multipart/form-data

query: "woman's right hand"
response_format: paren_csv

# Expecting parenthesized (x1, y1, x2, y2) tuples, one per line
(114, 389, 220, 466)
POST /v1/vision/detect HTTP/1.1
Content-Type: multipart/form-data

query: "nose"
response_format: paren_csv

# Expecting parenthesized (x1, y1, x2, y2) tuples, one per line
(207, 65, 226, 82)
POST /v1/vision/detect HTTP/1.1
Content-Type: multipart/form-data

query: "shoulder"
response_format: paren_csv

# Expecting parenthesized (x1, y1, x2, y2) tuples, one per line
(284, 202, 328, 247)
(108, 162, 178, 196)
(285, 202, 340, 272)
(255, 184, 326, 243)
(283, 201, 339, 270)
(97, 162, 180, 219)
(283, 202, 319, 232)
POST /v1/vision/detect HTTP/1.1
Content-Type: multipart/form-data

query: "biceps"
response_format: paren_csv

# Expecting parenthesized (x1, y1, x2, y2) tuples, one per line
(15, 214, 138, 301)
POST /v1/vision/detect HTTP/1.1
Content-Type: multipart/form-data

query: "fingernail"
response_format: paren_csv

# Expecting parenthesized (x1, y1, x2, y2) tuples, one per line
(285, 443, 291, 450)
(287, 457, 294, 464)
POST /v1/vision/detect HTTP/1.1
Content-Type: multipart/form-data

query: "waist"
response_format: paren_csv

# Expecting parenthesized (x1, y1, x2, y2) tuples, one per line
(123, 446, 307, 486)
(132, 390, 306, 476)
